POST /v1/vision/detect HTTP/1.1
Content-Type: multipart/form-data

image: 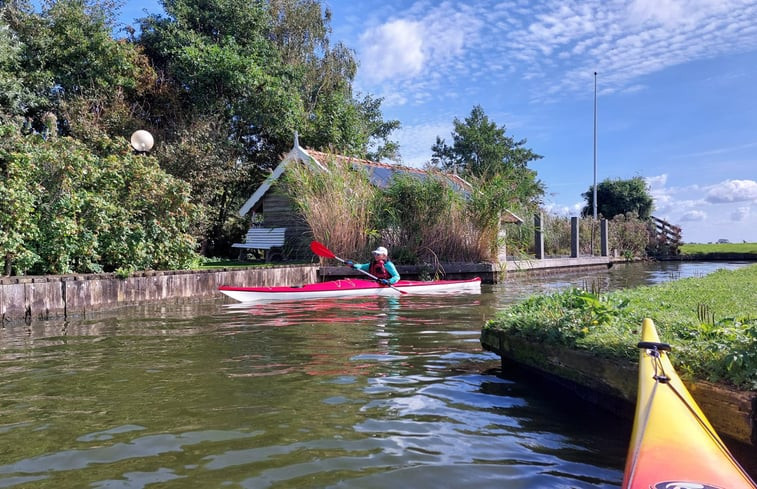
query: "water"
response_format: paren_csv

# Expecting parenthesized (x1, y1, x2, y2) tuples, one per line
(0, 261, 750, 488)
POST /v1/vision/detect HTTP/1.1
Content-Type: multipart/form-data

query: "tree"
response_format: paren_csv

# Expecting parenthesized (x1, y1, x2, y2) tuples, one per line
(2, 0, 402, 266)
(137, 0, 399, 253)
(431, 105, 544, 206)
(0, 4, 48, 122)
(581, 177, 654, 220)
(265, 0, 399, 161)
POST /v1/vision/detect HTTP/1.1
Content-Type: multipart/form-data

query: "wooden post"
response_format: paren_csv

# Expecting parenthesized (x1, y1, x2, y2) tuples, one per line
(534, 213, 544, 259)
(600, 219, 609, 257)
(571, 217, 579, 258)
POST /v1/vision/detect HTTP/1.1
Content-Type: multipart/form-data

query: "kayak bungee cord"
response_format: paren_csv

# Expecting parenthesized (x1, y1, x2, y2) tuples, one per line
(629, 341, 754, 486)
(622, 319, 757, 489)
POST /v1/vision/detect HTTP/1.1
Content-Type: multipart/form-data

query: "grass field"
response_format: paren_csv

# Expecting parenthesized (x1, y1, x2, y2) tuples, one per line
(680, 242, 757, 255)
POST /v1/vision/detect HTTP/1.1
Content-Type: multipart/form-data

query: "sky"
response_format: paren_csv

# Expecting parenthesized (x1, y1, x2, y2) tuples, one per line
(117, 0, 757, 243)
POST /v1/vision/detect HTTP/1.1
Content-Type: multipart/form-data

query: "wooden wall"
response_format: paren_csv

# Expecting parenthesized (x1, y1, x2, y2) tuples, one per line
(259, 190, 313, 260)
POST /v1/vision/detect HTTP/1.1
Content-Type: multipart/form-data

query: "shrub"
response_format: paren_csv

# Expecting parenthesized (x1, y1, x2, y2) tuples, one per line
(0, 124, 199, 275)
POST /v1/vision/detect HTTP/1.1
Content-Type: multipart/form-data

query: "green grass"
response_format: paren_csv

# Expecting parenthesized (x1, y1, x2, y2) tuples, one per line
(680, 242, 757, 255)
(198, 260, 265, 269)
(196, 258, 310, 269)
(485, 264, 757, 390)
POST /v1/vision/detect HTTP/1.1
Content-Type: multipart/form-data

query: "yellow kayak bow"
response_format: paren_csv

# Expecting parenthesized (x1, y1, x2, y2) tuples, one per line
(622, 318, 756, 489)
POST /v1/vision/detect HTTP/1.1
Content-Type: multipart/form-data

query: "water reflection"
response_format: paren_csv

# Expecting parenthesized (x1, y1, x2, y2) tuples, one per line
(0, 261, 751, 488)
(224, 296, 404, 326)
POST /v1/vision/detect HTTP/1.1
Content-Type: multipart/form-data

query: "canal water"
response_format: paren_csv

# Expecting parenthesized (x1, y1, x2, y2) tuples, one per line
(0, 261, 750, 488)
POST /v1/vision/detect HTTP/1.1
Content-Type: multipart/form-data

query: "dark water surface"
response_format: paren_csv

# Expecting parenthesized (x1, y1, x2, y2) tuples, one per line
(0, 261, 750, 488)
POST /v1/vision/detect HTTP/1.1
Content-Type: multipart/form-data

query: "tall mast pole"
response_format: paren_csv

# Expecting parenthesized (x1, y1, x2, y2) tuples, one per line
(593, 71, 598, 221)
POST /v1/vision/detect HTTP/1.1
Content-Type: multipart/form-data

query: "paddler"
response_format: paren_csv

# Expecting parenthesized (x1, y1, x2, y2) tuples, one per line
(346, 246, 400, 286)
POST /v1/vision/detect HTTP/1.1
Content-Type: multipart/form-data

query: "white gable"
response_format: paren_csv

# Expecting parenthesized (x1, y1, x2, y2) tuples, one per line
(238, 134, 328, 217)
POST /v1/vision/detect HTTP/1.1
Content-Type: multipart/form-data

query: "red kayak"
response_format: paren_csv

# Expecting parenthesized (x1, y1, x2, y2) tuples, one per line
(219, 277, 481, 302)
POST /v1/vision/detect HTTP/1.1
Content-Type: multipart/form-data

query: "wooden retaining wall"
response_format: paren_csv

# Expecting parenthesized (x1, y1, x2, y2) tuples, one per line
(0, 265, 319, 324)
(480, 328, 757, 451)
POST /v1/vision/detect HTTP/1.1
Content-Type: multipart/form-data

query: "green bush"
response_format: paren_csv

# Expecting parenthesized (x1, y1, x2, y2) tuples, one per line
(0, 124, 200, 275)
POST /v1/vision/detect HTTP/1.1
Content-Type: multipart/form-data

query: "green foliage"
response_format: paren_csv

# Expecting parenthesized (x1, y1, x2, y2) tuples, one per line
(284, 159, 510, 264)
(281, 155, 378, 258)
(466, 174, 533, 259)
(488, 288, 630, 346)
(379, 172, 489, 263)
(430, 105, 544, 205)
(2, 0, 400, 263)
(511, 213, 650, 258)
(427, 105, 543, 258)
(0, 124, 199, 275)
(35, 0, 143, 97)
(0, 125, 40, 274)
(582, 177, 654, 220)
(0, 10, 47, 120)
(303, 92, 401, 162)
(134, 0, 399, 252)
(486, 264, 757, 390)
(608, 212, 650, 257)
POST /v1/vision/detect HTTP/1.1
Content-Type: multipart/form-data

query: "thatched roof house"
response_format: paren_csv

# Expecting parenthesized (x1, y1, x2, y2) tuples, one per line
(234, 135, 521, 261)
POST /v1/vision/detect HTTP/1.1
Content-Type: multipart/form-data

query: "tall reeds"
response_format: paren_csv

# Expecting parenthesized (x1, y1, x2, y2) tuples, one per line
(379, 172, 492, 263)
(281, 155, 378, 259)
(282, 158, 504, 263)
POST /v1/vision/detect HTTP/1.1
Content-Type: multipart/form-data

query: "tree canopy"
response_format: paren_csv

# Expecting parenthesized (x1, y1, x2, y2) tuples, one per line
(0, 0, 401, 274)
(582, 176, 654, 220)
(430, 105, 545, 207)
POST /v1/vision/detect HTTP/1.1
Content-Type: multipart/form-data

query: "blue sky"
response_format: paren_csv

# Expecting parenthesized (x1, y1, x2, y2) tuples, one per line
(118, 0, 757, 243)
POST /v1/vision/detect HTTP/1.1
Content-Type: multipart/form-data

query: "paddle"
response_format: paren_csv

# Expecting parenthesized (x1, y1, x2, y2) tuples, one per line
(310, 241, 407, 295)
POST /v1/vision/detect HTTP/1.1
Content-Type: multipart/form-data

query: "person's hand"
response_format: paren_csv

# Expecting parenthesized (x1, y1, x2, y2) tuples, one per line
(345, 260, 354, 268)
(377, 279, 389, 286)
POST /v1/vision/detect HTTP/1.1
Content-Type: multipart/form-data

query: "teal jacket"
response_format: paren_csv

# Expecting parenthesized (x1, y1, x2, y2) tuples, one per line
(355, 260, 400, 284)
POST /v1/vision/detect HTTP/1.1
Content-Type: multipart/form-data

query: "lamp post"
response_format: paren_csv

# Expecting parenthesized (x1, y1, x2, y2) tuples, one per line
(130, 130, 154, 153)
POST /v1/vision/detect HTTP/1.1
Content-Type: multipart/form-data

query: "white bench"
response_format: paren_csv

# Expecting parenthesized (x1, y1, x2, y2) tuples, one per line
(231, 227, 286, 261)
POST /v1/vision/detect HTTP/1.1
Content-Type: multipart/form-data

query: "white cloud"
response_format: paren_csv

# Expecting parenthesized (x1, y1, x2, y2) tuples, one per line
(731, 206, 751, 221)
(354, 0, 757, 103)
(359, 20, 426, 82)
(645, 174, 668, 188)
(393, 121, 453, 167)
(357, 4, 478, 87)
(543, 201, 583, 217)
(704, 179, 757, 203)
(680, 210, 707, 221)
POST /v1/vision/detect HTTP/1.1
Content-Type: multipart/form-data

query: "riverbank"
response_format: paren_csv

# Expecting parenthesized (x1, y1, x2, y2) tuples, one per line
(0, 265, 318, 323)
(2, 257, 621, 324)
(481, 264, 757, 449)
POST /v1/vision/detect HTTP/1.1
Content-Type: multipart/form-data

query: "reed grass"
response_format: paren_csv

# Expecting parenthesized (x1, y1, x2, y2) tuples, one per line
(281, 155, 377, 259)
(282, 159, 504, 264)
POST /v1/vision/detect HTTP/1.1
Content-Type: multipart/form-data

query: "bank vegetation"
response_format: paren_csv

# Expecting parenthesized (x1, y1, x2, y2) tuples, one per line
(485, 264, 757, 390)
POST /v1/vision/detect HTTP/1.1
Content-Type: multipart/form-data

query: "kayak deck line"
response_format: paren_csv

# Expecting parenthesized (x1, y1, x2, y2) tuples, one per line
(622, 319, 757, 489)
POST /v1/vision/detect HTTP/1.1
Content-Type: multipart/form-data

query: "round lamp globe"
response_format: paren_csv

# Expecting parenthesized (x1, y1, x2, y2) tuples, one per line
(130, 130, 154, 152)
